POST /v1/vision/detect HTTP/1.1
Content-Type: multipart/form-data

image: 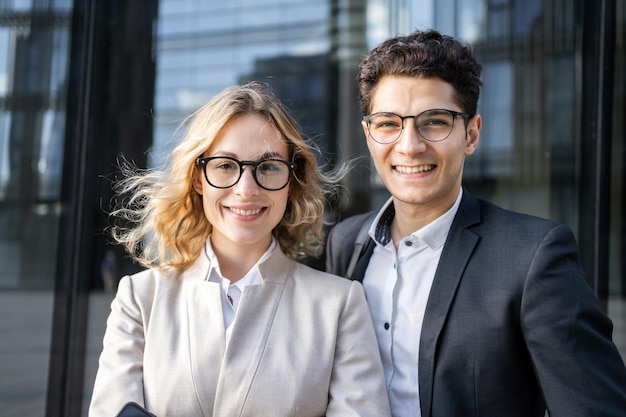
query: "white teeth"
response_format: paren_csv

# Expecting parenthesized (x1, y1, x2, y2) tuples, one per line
(230, 207, 263, 216)
(395, 165, 434, 173)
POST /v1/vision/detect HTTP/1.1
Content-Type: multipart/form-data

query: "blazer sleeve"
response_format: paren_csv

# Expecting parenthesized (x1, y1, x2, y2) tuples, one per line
(325, 280, 392, 417)
(521, 224, 626, 415)
(89, 276, 147, 417)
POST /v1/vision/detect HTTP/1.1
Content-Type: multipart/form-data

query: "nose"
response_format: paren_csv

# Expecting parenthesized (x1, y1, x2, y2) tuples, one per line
(233, 166, 260, 197)
(395, 118, 427, 154)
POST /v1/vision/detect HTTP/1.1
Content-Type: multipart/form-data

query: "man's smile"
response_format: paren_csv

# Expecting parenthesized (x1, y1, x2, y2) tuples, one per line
(393, 164, 436, 174)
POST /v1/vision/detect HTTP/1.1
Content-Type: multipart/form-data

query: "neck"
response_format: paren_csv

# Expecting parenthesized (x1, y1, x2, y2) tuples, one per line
(390, 193, 459, 247)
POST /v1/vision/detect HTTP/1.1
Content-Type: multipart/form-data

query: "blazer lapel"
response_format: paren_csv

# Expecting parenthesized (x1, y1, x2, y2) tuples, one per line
(185, 255, 227, 417)
(212, 249, 291, 416)
(418, 191, 481, 417)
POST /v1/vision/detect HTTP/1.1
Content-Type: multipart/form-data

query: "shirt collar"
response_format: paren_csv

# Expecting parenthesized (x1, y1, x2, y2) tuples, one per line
(369, 187, 463, 250)
(204, 237, 276, 290)
(371, 201, 395, 246)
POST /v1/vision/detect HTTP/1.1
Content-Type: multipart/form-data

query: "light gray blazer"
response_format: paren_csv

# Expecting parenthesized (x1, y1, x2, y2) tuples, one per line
(89, 246, 391, 417)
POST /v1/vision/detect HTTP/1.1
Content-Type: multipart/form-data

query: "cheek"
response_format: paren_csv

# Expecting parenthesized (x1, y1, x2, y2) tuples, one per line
(199, 187, 224, 221)
(277, 188, 290, 212)
(200, 193, 213, 221)
(369, 145, 390, 171)
(441, 138, 467, 158)
(273, 188, 290, 221)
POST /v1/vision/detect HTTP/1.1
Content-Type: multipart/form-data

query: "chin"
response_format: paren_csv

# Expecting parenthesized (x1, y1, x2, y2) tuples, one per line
(394, 191, 433, 205)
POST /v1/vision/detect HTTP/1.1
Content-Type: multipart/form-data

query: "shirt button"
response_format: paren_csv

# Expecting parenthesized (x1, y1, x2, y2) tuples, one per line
(384, 322, 390, 330)
(405, 240, 413, 246)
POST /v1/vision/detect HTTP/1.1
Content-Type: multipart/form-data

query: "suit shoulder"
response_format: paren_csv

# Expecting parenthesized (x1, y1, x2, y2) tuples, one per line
(477, 198, 558, 226)
(474, 198, 572, 237)
(333, 210, 377, 231)
(328, 210, 377, 242)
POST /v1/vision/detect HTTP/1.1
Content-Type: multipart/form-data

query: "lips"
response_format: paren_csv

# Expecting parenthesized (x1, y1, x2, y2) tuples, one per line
(394, 164, 435, 174)
(227, 206, 265, 216)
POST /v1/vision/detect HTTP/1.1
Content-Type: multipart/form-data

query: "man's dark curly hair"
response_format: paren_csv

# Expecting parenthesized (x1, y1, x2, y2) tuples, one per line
(357, 29, 483, 117)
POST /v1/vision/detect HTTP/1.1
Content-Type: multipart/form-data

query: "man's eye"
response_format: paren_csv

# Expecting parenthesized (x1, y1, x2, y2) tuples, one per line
(379, 121, 400, 128)
(373, 118, 401, 129)
(423, 118, 448, 126)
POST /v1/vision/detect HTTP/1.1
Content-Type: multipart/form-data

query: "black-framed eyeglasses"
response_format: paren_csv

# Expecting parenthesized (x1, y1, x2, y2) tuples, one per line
(363, 108, 470, 144)
(196, 156, 295, 191)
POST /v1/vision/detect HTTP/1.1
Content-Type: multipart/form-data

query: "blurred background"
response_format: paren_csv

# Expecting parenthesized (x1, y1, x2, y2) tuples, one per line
(0, 0, 624, 415)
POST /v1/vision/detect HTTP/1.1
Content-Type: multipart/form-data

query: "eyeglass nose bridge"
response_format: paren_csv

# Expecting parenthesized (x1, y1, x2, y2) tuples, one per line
(400, 114, 417, 131)
(236, 160, 263, 186)
(396, 114, 427, 142)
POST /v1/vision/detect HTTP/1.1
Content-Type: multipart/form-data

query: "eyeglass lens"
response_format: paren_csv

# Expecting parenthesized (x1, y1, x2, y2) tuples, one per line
(201, 157, 292, 190)
(367, 109, 461, 143)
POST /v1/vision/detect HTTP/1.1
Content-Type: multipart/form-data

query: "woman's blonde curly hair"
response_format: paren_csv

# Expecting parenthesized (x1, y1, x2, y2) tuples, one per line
(110, 82, 342, 271)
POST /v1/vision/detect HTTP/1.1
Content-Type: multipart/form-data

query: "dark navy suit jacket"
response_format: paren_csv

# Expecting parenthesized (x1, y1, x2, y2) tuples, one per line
(326, 190, 626, 417)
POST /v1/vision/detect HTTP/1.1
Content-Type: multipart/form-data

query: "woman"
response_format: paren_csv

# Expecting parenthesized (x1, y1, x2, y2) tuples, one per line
(89, 83, 391, 417)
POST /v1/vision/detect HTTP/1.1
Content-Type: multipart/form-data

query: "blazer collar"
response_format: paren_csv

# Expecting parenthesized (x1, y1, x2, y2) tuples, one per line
(418, 189, 481, 417)
(182, 251, 225, 417)
(181, 247, 294, 416)
(213, 248, 293, 416)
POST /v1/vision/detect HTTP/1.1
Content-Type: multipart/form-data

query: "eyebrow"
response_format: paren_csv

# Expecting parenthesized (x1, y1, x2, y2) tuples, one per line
(208, 150, 286, 160)
(371, 111, 400, 115)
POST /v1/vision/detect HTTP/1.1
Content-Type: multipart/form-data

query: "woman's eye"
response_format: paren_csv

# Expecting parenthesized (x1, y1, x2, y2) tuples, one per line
(258, 162, 282, 173)
(214, 161, 237, 171)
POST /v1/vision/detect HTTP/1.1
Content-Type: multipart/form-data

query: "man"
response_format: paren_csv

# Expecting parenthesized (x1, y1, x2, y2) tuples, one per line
(326, 29, 626, 417)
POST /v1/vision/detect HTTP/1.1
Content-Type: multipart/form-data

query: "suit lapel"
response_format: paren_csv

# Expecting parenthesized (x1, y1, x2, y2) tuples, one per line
(185, 255, 226, 417)
(418, 191, 481, 417)
(212, 249, 291, 416)
(350, 238, 375, 282)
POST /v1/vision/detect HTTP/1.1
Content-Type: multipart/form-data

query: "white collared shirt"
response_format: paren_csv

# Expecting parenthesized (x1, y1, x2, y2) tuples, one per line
(205, 237, 276, 345)
(362, 188, 463, 417)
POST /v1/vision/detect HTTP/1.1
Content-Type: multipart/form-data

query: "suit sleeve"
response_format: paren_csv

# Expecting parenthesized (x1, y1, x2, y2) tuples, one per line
(521, 224, 626, 416)
(325, 212, 375, 276)
(325, 280, 392, 417)
(89, 276, 147, 417)
(325, 222, 342, 275)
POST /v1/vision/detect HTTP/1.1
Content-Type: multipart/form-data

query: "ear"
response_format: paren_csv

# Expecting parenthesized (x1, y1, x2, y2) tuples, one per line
(464, 114, 481, 155)
(192, 169, 204, 195)
(361, 119, 369, 138)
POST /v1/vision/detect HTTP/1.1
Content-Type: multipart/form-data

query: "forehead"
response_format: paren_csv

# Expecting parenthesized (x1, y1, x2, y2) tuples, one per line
(208, 113, 288, 157)
(370, 76, 459, 114)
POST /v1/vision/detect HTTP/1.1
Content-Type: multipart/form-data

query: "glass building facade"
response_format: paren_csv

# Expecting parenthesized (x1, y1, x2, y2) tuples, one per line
(0, 0, 624, 415)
